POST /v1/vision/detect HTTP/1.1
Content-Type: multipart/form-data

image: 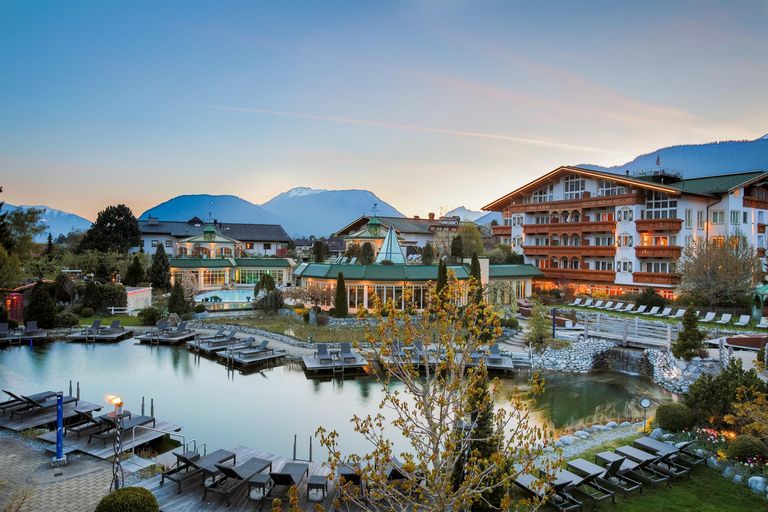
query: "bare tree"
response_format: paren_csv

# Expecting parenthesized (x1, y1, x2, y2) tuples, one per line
(317, 275, 557, 511)
(284, 284, 334, 307)
(677, 233, 762, 307)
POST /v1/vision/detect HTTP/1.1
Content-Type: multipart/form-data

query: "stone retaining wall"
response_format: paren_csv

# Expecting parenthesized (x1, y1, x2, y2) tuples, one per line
(645, 349, 722, 393)
(532, 338, 618, 372)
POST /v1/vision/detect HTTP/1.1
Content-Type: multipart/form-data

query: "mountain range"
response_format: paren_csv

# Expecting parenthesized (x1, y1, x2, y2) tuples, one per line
(3, 203, 92, 241)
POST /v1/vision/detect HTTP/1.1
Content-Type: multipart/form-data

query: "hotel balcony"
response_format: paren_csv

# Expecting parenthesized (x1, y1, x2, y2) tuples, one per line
(541, 268, 616, 282)
(744, 196, 768, 210)
(758, 248, 766, 257)
(492, 225, 512, 236)
(522, 220, 615, 235)
(758, 223, 766, 234)
(632, 272, 681, 285)
(522, 245, 616, 257)
(635, 245, 682, 258)
(635, 218, 683, 232)
(505, 192, 644, 213)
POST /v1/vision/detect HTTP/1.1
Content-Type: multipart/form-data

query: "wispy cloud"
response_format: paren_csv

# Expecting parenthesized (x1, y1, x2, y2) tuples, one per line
(203, 105, 622, 155)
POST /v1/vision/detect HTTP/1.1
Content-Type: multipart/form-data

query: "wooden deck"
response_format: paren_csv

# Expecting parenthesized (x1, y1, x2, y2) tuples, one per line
(37, 419, 182, 460)
(136, 331, 197, 345)
(139, 445, 355, 512)
(222, 350, 287, 369)
(464, 355, 516, 374)
(0, 332, 49, 347)
(65, 329, 135, 343)
(0, 400, 102, 431)
(302, 353, 369, 377)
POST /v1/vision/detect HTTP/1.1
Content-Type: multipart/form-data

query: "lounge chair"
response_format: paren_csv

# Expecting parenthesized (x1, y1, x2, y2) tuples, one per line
(236, 339, 274, 358)
(81, 319, 102, 334)
(268, 462, 309, 496)
(315, 343, 334, 364)
(548, 467, 615, 507)
(642, 306, 660, 316)
(632, 305, 647, 315)
(595, 450, 670, 489)
(201, 327, 226, 340)
(669, 309, 685, 320)
(616, 445, 689, 481)
(339, 342, 357, 363)
(487, 343, 503, 365)
(66, 409, 109, 440)
(412, 340, 429, 361)
(581, 299, 593, 308)
(568, 298, 583, 307)
(600, 301, 614, 310)
(715, 313, 732, 325)
(204, 330, 238, 347)
(733, 315, 750, 327)
(700, 312, 716, 323)
(390, 341, 409, 361)
(756, 316, 768, 329)
(568, 457, 642, 498)
(165, 321, 190, 335)
(621, 304, 635, 313)
(514, 473, 583, 511)
(103, 320, 123, 332)
(89, 414, 156, 447)
(0, 323, 8, 339)
(654, 307, 672, 317)
(203, 457, 272, 505)
(145, 319, 169, 335)
(590, 300, 604, 309)
(161, 448, 236, 493)
(633, 437, 705, 468)
(611, 302, 624, 311)
(1, 390, 56, 414)
(10, 393, 78, 418)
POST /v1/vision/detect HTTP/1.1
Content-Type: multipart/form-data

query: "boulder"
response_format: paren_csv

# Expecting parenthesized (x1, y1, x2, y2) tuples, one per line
(591, 424, 607, 432)
(747, 476, 767, 494)
(661, 433, 674, 441)
(619, 421, 632, 427)
(706, 456, 721, 470)
(605, 422, 618, 429)
(559, 436, 575, 446)
(733, 474, 744, 485)
(722, 466, 735, 478)
(573, 430, 591, 439)
(649, 428, 665, 440)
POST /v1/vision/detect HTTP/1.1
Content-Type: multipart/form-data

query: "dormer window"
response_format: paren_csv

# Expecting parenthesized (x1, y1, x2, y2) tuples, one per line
(564, 174, 586, 200)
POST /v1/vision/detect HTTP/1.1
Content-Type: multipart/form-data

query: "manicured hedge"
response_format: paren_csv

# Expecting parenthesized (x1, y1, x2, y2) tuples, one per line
(95, 487, 158, 512)
(654, 402, 694, 432)
(726, 435, 768, 461)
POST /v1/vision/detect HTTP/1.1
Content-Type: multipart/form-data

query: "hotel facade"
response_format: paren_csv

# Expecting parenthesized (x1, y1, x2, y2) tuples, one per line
(483, 166, 768, 298)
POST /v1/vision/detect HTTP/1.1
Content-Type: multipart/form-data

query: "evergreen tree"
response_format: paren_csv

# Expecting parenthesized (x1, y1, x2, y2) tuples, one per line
(421, 243, 436, 265)
(0, 246, 21, 289)
(83, 281, 102, 311)
(436, 259, 448, 295)
(359, 242, 375, 265)
(53, 272, 75, 303)
(78, 204, 141, 253)
(450, 235, 464, 261)
(25, 281, 57, 329)
(167, 280, 191, 315)
(45, 233, 54, 256)
(0, 186, 14, 253)
(254, 273, 276, 296)
(334, 273, 348, 317)
(469, 252, 483, 304)
(345, 243, 361, 259)
(149, 244, 171, 291)
(124, 255, 145, 286)
(312, 240, 329, 263)
(672, 307, 706, 361)
(524, 302, 553, 351)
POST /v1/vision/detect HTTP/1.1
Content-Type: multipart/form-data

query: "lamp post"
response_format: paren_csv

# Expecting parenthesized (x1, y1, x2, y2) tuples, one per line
(639, 397, 652, 433)
(108, 395, 126, 492)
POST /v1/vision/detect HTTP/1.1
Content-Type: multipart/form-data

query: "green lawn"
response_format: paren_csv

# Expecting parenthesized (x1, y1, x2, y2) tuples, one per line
(205, 315, 370, 343)
(77, 314, 143, 327)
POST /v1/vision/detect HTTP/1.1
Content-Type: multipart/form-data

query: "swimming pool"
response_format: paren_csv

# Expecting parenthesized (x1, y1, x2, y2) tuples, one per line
(195, 289, 254, 303)
(0, 340, 676, 458)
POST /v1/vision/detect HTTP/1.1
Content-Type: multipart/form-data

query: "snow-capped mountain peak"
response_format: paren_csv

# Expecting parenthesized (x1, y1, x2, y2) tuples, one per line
(284, 187, 326, 198)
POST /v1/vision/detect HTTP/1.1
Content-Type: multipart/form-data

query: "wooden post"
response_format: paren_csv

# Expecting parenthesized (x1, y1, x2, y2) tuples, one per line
(666, 325, 672, 350)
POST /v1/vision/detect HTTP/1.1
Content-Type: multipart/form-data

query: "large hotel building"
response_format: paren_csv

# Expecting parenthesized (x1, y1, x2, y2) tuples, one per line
(483, 166, 768, 298)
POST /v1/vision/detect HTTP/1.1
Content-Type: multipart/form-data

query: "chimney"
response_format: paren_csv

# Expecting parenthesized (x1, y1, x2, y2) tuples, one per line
(413, 215, 420, 220)
(428, 212, 435, 220)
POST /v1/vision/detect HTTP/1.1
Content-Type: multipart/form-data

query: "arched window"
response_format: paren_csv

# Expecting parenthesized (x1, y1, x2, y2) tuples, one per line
(550, 236, 559, 246)
(617, 233, 633, 247)
(551, 213, 560, 224)
(571, 210, 580, 223)
(570, 257, 580, 269)
(571, 234, 580, 246)
(560, 234, 569, 246)
(561, 211, 570, 223)
(178, 247, 188, 257)
(551, 257, 560, 269)
(560, 257, 568, 269)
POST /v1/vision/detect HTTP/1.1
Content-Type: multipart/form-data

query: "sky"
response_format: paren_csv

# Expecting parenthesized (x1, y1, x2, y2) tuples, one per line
(1, 0, 766, 220)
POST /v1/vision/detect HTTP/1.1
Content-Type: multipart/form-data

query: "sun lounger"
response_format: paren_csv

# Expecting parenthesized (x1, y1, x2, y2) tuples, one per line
(595, 450, 669, 489)
(0, 323, 8, 339)
(203, 457, 272, 505)
(1, 390, 56, 413)
(103, 320, 123, 332)
(621, 303, 635, 313)
(715, 313, 732, 325)
(81, 319, 102, 334)
(641, 306, 660, 316)
(339, 342, 357, 362)
(600, 301, 614, 310)
(487, 343, 503, 365)
(25, 321, 44, 335)
(632, 305, 647, 315)
(634, 437, 705, 468)
(201, 327, 225, 340)
(756, 316, 768, 329)
(236, 339, 274, 357)
(568, 457, 642, 498)
(616, 445, 689, 481)
(548, 467, 615, 506)
(65, 409, 108, 439)
(268, 462, 309, 496)
(89, 414, 156, 447)
(654, 307, 673, 317)
(590, 300, 604, 309)
(669, 309, 685, 319)
(581, 299, 593, 307)
(568, 298, 583, 307)
(145, 319, 169, 336)
(700, 312, 716, 323)
(733, 315, 750, 327)
(315, 343, 334, 363)
(610, 302, 624, 311)
(161, 448, 236, 494)
(514, 473, 583, 511)
(10, 393, 78, 418)
(165, 321, 190, 335)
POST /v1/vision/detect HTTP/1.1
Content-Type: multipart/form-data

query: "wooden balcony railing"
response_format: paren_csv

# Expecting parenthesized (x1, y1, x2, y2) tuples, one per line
(744, 196, 768, 210)
(521, 220, 616, 235)
(758, 223, 766, 234)
(540, 268, 616, 283)
(635, 218, 683, 232)
(522, 245, 616, 257)
(505, 193, 644, 213)
(634, 246, 682, 258)
(632, 272, 681, 285)
(491, 225, 511, 236)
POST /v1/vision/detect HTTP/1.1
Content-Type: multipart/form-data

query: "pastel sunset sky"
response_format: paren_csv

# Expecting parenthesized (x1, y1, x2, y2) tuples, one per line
(1, 0, 766, 220)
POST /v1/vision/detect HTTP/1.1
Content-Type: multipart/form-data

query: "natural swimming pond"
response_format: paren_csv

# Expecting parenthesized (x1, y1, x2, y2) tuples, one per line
(0, 340, 675, 458)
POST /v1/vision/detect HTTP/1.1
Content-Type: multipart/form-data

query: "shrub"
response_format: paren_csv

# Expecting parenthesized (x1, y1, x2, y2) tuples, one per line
(56, 312, 80, 328)
(636, 287, 666, 308)
(500, 317, 519, 330)
(8, 319, 18, 329)
(654, 403, 694, 432)
(317, 314, 329, 326)
(726, 434, 768, 461)
(80, 307, 95, 318)
(328, 307, 337, 317)
(138, 307, 162, 326)
(671, 307, 707, 361)
(25, 281, 57, 329)
(193, 304, 206, 313)
(294, 303, 305, 309)
(95, 487, 159, 512)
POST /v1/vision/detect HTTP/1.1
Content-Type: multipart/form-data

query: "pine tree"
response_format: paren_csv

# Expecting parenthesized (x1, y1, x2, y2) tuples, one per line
(469, 252, 483, 304)
(334, 273, 348, 317)
(167, 280, 190, 315)
(0, 246, 21, 289)
(124, 255, 145, 286)
(312, 240, 329, 263)
(524, 302, 553, 351)
(359, 242, 375, 265)
(255, 273, 276, 293)
(45, 233, 54, 256)
(25, 281, 57, 329)
(451, 235, 463, 261)
(672, 307, 706, 361)
(149, 245, 171, 291)
(53, 272, 74, 303)
(78, 204, 141, 253)
(0, 186, 13, 253)
(422, 243, 436, 265)
(436, 259, 448, 295)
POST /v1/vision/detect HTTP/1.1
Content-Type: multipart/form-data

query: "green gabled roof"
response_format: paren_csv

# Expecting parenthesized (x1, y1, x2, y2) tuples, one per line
(668, 171, 767, 195)
(234, 258, 292, 268)
(294, 263, 470, 281)
(169, 258, 233, 268)
(488, 264, 544, 278)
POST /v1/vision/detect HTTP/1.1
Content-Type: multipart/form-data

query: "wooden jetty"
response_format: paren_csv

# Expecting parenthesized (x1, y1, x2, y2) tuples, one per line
(65, 329, 135, 343)
(136, 330, 197, 345)
(0, 332, 49, 347)
(221, 349, 287, 370)
(139, 445, 351, 512)
(0, 400, 102, 432)
(302, 353, 369, 377)
(464, 355, 516, 374)
(188, 337, 249, 357)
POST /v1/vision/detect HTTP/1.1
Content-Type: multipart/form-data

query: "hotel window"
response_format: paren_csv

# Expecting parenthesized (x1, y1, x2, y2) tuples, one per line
(534, 215, 550, 224)
(594, 236, 614, 246)
(503, 217, 512, 226)
(512, 236, 523, 248)
(730, 210, 740, 225)
(617, 234, 633, 247)
(245, 242, 254, 250)
(684, 209, 692, 228)
(597, 179, 628, 197)
(595, 260, 614, 271)
(264, 243, 272, 250)
(563, 174, 586, 200)
(685, 235, 693, 247)
(618, 208, 633, 222)
(152, 240, 159, 247)
(594, 211, 614, 222)
(711, 210, 725, 224)
(165, 240, 173, 248)
(711, 236, 725, 247)
(530, 185, 553, 203)
(643, 191, 677, 219)
(513, 215, 524, 226)
(202, 270, 227, 286)
(743, 211, 749, 224)
(758, 235, 765, 249)
(618, 260, 632, 273)
(696, 210, 704, 230)
(645, 261, 673, 273)
(759, 211, 765, 224)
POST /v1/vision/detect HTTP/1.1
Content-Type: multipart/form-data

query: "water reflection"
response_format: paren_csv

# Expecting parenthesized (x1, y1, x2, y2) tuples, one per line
(0, 340, 675, 457)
